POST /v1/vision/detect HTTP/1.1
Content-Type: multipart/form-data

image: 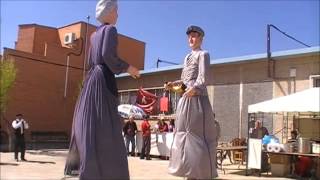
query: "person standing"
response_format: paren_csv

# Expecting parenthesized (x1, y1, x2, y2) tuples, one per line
(123, 115, 138, 156)
(157, 119, 168, 133)
(64, 0, 140, 179)
(250, 120, 269, 139)
(166, 25, 218, 179)
(140, 116, 151, 160)
(250, 119, 269, 172)
(12, 114, 29, 161)
(168, 119, 175, 132)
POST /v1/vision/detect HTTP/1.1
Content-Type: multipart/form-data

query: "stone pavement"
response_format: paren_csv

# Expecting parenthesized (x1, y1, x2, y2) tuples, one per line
(0, 150, 294, 180)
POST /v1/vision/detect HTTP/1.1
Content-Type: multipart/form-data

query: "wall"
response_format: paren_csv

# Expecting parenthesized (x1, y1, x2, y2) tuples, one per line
(271, 55, 320, 141)
(1, 22, 146, 144)
(118, 35, 145, 70)
(116, 52, 320, 142)
(15, 26, 35, 53)
(2, 49, 81, 141)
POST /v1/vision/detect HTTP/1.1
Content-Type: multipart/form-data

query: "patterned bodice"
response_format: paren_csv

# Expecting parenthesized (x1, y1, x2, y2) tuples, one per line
(180, 50, 210, 96)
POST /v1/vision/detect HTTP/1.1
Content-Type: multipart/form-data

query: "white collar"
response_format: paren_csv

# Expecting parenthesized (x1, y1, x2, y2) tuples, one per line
(191, 48, 202, 53)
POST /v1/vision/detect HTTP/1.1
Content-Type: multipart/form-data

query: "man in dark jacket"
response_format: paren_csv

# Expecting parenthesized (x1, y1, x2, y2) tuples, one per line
(123, 115, 137, 156)
(12, 114, 29, 161)
(250, 119, 269, 172)
(250, 120, 269, 139)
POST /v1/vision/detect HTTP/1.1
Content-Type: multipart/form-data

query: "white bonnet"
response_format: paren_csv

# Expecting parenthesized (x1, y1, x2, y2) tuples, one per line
(96, 0, 118, 24)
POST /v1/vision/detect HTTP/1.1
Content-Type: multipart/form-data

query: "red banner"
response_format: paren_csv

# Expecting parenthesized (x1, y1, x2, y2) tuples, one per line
(136, 88, 157, 114)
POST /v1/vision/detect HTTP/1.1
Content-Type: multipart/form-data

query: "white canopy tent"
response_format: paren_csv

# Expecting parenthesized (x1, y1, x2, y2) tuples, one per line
(246, 88, 320, 172)
(248, 87, 320, 113)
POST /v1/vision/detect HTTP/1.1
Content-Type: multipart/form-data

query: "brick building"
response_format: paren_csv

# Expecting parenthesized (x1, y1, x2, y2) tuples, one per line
(1, 21, 145, 149)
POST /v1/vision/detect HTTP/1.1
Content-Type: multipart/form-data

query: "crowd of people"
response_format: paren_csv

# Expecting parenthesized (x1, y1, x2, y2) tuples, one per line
(122, 115, 175, 160)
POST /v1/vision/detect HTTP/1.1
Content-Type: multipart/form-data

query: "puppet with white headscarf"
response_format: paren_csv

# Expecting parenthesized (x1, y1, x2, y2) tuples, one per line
(96, 0, 117, 24)
(64, 0, 133, 179)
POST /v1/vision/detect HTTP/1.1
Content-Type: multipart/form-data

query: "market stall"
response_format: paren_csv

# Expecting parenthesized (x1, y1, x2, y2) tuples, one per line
(246, 87, 320, 178)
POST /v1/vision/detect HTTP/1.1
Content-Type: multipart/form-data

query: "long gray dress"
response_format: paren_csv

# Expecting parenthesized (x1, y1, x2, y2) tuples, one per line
(65, 24, 129, 180)
(168, 50, 218, 179)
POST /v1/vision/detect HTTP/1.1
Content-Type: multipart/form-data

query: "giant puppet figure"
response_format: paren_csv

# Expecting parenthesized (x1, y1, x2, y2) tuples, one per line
(167, 25, 219, 179)
(64, 0, 140, 179)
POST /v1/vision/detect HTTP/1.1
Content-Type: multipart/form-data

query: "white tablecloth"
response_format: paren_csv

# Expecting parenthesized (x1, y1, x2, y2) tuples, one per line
(135, 132, 174, 156)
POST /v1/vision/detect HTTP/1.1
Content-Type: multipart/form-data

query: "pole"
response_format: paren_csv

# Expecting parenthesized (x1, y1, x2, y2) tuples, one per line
(267, 24, 310, 78)
(156, 58, 160, 68)
(64, 55, 70, 98)
(156, 58, 179, 68)
(267, 24, 272, 78)
(267, 24, 271, 60)
(246, 113, 251, 176)
(83, 15, 90, 81)
(239, 67, 243, 138)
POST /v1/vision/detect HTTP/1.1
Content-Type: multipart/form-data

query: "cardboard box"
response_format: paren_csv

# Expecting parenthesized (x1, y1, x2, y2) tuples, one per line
(269, 154, 289, 164)
(271, 163, 290, 177)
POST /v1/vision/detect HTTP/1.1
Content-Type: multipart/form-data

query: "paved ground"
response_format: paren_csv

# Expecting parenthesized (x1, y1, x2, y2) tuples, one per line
(0, 149, 294, 180)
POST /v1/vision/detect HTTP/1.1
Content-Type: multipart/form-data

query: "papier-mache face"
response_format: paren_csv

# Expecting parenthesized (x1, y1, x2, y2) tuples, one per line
(96, 0, 118, 24)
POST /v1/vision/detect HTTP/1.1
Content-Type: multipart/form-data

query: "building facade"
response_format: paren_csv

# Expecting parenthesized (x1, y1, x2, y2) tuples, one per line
(1, 21, 145, 148)
(116, 47, 320, 142)
(1, 21, 319, 147)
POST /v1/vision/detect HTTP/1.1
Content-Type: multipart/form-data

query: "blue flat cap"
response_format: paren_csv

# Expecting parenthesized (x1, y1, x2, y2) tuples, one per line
(186, 25, 205, 37)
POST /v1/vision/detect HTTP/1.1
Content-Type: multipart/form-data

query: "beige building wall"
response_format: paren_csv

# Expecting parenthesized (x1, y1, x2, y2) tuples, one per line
(117, 50, 320, 142)
(271, 55, 320, 141)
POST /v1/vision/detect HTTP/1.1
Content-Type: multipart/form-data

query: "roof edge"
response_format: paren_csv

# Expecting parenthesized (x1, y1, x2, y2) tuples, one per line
(117, 46, 320, 78)
(19, 23, 57, 30)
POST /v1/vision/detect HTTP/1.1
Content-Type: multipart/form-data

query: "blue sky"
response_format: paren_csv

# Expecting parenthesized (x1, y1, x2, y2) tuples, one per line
(1, 0, 319, 69)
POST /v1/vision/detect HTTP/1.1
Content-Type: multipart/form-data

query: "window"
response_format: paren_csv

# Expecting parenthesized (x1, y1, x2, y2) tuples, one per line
(314, 78, 320, 87)
(310, 75, 320, 88)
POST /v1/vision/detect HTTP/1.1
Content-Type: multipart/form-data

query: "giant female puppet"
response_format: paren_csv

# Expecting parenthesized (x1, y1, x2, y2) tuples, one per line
(64, 0, 140, 179)
(167, 25, 219, 179)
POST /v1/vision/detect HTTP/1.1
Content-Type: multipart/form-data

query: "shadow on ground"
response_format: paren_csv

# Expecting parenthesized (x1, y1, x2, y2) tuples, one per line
(0, 162, 19, 166)
(23, 160, 56, 164)
(28, 150, 68, 157)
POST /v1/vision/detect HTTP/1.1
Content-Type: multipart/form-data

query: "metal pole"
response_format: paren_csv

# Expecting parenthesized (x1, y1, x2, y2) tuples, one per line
(83, 15, 90, 81)
(239, 67, 243, 138)
(156, 58, 160, 68)
(64, 55, 70, 98)
(246, 113, 251, 176)
(157, 58, 179, 68)
(267, 24, 272, 78)
(267, 24, 271, 60)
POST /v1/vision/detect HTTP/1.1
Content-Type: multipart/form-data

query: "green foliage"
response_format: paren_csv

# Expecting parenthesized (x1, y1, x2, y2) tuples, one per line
(74, 79, 84, 101)
(0, 59, 17, 115)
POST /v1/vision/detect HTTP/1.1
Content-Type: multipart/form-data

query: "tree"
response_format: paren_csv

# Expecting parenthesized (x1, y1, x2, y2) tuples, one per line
(0, 58, 17, 118)
(0, 58, 17, 151)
